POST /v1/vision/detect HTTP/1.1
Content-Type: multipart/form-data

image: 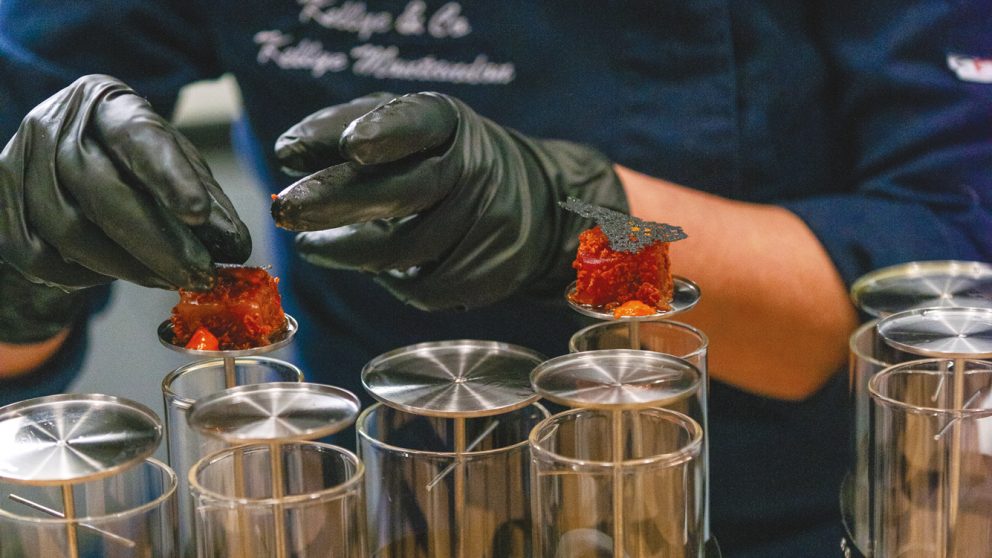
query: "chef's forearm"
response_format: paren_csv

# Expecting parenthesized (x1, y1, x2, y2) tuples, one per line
(618, 165, 858, 400)
(0, 329, 71, 379)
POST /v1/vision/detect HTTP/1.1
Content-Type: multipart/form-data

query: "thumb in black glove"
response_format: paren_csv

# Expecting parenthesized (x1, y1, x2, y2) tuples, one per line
(0, 75, 251, 343)
(272, 92, 626, 311)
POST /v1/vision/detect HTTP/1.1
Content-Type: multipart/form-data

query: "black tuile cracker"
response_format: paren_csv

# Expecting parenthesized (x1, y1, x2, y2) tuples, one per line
(560, 198, 687, 253)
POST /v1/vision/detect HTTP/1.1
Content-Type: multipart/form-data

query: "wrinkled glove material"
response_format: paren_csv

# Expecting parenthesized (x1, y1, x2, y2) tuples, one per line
(0, 74, 250, 343)
(273, 92, 627, 311)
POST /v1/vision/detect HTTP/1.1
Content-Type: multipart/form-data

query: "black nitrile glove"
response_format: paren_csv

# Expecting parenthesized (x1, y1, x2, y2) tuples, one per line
(272, 92, 627, 311)
(0, 75, 250, 343)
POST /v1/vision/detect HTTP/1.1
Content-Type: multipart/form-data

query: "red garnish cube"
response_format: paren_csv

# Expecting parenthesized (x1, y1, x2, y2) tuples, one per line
(570, 226, 673, 312)
(184, 326, 220, 351)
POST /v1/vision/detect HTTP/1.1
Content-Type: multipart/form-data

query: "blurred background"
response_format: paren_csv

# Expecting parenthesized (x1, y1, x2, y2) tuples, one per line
(69, 76, 296, 459)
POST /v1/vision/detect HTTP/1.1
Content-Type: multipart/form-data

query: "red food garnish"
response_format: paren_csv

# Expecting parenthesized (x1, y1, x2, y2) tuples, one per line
(171, 266, 286, 350)
(184, 326, 220, 351)
(271, 194, 278, 201)
(569, 226, 673, 312)
(612, 300, 657, 319)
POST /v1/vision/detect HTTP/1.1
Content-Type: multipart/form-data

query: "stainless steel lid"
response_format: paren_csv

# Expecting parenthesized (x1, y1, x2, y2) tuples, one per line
(187, 382, 360, 443)
(531, 349, 700, 409)
(0, 394, 162, 485)
(361, 340, 544, 418)
(566, 276, 701, 321)
(850, 260, 992, 318)
(876, 307, 992, 359)
(157, 314, 298, 357)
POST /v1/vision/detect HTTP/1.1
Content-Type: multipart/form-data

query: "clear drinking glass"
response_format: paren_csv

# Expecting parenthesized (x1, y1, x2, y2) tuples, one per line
(357, 402, 548, 558)
(0, 459, 178, 558)
(161, 356, 304, 557)
(530, 407, 704, 558)
(845, 321, 921, 553)
(870, 359, 992, 558)
(189, 441, 366, 557)
(569, 319, 711, 540)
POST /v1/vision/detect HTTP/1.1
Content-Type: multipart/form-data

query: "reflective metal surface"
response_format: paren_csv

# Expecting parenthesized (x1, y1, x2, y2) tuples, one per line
(362, 340, 545, 417)
(0, 394, 161, 485)
(566, 276, 701, 320)
(531, 349, 700, 409)
(187, 382, 360, 443)
(877, 307, 992, 359)
(850, 260, 992, 318)
(157, 314, 298, 357)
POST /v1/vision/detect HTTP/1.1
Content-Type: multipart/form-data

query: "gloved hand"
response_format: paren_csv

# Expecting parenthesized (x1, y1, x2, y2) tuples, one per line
(0, 75, 250, 344)
(272, 92, 627, 311)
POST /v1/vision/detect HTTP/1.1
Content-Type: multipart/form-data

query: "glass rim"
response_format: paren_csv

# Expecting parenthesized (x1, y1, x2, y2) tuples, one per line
(0, 458, 177, 525)
(568, 319, 708, 358)
(849, 320, 889, 368)
(357, 402, 549, 458)
(868, 358, 992, 417)
(529, 407, 703, 470)
(161, 356, 304, 409)
(188, 441, 364, 507)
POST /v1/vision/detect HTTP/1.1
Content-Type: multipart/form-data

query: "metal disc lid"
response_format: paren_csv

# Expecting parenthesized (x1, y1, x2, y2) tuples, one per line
(362, 340, 545, 418)
(187, 382, 360, 444)
(157, 314, 298, 357)
(850, 260, 992, 318)
(0, 394, 162, 485)
(531, 349, 700, 409)
(876, 307, 992, 359)
(566, 276, 701, 321)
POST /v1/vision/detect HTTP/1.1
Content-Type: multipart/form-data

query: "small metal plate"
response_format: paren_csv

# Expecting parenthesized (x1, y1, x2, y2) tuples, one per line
(566, 276, 701, 321)
(531, 349, 700, 409)
(187, 382, 360, 443)
(851, 260, 992, 318)
(157, 314, 298, 357)
(877, 307, 992, 359)
(0, 394, 162, 485)
(362, 340, 545, 418)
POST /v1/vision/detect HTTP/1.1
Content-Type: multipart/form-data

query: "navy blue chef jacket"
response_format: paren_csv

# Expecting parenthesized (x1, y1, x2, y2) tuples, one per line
(2, 1, 990, 556)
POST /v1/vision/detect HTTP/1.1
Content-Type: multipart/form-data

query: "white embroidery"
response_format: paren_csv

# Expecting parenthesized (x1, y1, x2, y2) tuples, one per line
(351, 44, 514, 84)
(254, 2, 514, 86)
(255, 31, 349, 77)
(298, 0, 393, 41)
(947, 53, 992, 84)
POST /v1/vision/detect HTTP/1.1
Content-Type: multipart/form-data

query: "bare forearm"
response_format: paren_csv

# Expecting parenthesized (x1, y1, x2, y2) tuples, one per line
(0, 330, 70, 379)
(618, 165, 858, 400)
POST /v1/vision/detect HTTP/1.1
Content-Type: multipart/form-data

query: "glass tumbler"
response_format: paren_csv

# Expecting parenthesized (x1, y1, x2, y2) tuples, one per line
(569, 319, 711, 539)
(358, 402, 548, 558)
(189, 441, 366, 557)
(161, 356, 303, 556)
(0, 459, 178, 558)
(870, 358, 992, 558)
(530, 407, 704, 558)
(846, 320, 920, 552)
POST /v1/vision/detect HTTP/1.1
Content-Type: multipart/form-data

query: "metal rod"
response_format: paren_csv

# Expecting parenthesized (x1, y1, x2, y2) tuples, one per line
(612, 408, 625, 558)
(947, 358, 965, 555)
(933, 388, 984, 440)
(224, 357, 237, 389)
(454, 417, 467, 558)
(426, 419, 500, 490)
(61, 484, 79, 558)
(270, 442, 288, 558)
(9, 494, 136, 549)
(629, 319, 641, 351)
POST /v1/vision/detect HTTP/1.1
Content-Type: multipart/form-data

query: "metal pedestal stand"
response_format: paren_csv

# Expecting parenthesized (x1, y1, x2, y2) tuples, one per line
(0, 394, 163, 557)
(361, 340, 545, 558)
(844, 260, 992, 557)
(532, 350, 706, 557)
(875, 306, 992, 557)
(187, 382, 361, 558)
(158, 314, 300, 558)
